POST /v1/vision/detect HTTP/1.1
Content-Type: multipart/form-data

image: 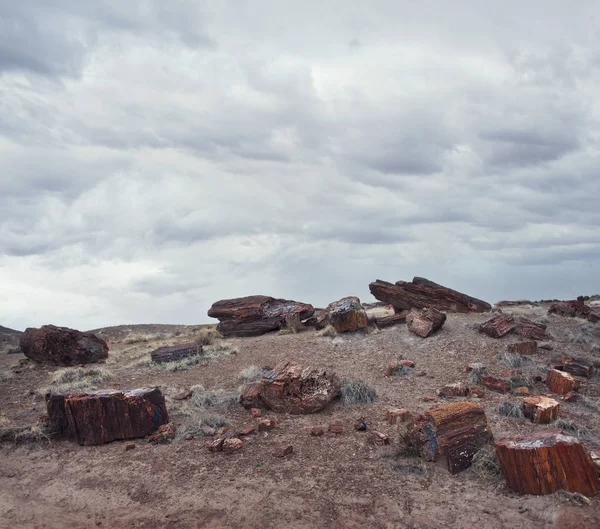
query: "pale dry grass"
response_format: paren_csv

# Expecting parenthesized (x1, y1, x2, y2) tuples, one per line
(471, 445, 502, 480)
(340, 379, 377, 405)
(36, 367, 114, 396)
(315, 324, 337, 338)
(238, 365, 264, 383)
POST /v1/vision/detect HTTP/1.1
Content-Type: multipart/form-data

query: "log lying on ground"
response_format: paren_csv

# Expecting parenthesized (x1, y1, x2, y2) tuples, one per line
(480, 376, 511, 394)
(522, 396, 559, 424)
(551, 354, 594, 378)
(47, 388, 169, 446)
(368, 277, 491, 314)
(316, 296, 368, 332)
(548, 296, 600, 323)
(260, 361, 341, 414)
(546, 368, 581, 395)
(408, 401, 493, 474)
(515, 317, 547, 340)
(406, 308, 446, 338)
(150, 343, 202, 364)
(495, 430, 600, 496)
(479, 315, 516, 338)
(374, 311, 408, 329)
(507, 341, 537, 355)
(207, 296, 314, 337)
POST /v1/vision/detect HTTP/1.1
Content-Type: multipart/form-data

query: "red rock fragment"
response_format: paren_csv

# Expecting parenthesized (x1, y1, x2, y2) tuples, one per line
(240, 383, 262, 409)
(522, 396, 559, 424)
(310, 427, 324, 437)
(515, 318, 547, 340)
(513, 387, 529, 396)
(480, 376, 510, 394)
(329, 423, 343, 435)
(257, 418, 276, 432)
(551, 355, 594, 379)
(406, 308, 446, 338)
(318, 296, 368, 332)
(546, 369, 580, 395)
(437, 383, 470, 398)
(174, 390, 193, 401)
(151, 343, 202, 364)
(563, 391, 580, 403)
(507, 341, 537, 355)
(250, 408, 262, 418)
(237, 425, 257, 436)
(416, 370, 427, 377)
(276, 445, 294, 457)
(469, 386, 485, 398)
(400, 360, 415, 368)
(184, 434, 194, 441)
(223, 438, 243, 454)
(124, 441, 135, 451)
(369, 431, 390, 445)
(208, 438, 225, 452)
(423, 396, 437, 402)
(387, 408, 411, 425)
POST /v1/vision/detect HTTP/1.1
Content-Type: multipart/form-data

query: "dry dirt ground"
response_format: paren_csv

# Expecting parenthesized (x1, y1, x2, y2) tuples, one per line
(1, 307, 600, 529)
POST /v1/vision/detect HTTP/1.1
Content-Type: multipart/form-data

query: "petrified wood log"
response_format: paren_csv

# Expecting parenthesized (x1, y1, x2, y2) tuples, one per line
(368, 277, 491, 314)
(548, 297, 600, 323)
(479, 315, 516, 338)
(408, 402, 493, 474)
(150, 343, 202, 364)
(318, 296, 368, 332)
(207, 296, 314, 337)
(551, 354, 594, 378)
(522, 396, 559, 424)
(515, 317, 547, 340)
(406, 308, 446, 338)
(374, 311, 409, 329)
(260, 361, 341, 414)
(47, 388, 169, 446)
(20, 325, 108, 366)
(546, 368, 581, 395)
(507, 341, 537, 355)
(480, 376, 511, 394)
(495, 430, 599, 496)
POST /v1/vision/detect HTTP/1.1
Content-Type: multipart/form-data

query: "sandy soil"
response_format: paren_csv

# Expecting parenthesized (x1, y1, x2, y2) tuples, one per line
(1, 309, 600, 529)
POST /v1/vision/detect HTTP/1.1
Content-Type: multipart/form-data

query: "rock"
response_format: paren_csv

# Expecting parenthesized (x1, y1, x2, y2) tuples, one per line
(385, 358, 400, 376)
(354, 418, 368, 431)
(207, 296, 315, 337)
(563, 391, 580, 403)
(548, 297, 600, 323)
(406, 308, 447, 338)
(423, 396, 437, 402)
(408, 402, 493, 474)
(318, 296, 368, 332)
(513, 387, 530, 396)
(149, 422, 176, 444)
(20, 325, 108, 366)
(276, 445, 294, 457)
(539, 342, 554, 351)
(124, 441, 136, 451)
(466, 363, 485, 372)
(150, 343, 202, 364)
(507, 341, 537, 355)
(437, 383, 470, 398)
(400, 359, 415, 368)
(369, 277, 491, 313)
(522, 396, 559, 424)
(329, 423, 343, 435)
(201, 425, 216, 437)
(310, 426, 324, 436)
(546, 369, 580, 395)
(174, 390, 193, 401)
(374, 311, 409, 329)
(47, 388, 169, 446)
(240, 383, 263, 409)
(515, 318, 547, 341)
(223, 438, 243, 454)
(208, 437, 225, 452)
(470, 386, 485, 398)
(184, 434, 194, 441)
(237, 425, 257, 436)
(250, 408, 262, 418)
(216, 426, 230, 437)
(369, 431, 390, 445)
(479, 316, 516, 339)
(260, 360, 341, 414)
(387, 408, 411, 425)
(480, 376, 511, 394)
(417, 370, 427, 377)
(495, 430, 599, 495)
(551, 355, 594, 379)
(257, 418, 276, 432)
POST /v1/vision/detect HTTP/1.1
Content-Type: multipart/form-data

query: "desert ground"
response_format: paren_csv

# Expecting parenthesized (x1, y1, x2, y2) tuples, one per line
(1, 305, 600, 529)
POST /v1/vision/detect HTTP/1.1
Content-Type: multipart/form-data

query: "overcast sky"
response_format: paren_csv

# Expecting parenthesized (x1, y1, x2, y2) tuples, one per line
(1, 1, 599, 331)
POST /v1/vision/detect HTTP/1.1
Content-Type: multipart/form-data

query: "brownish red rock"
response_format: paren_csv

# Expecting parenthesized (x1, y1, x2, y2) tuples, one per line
(310, 426, 324, 436)
(369, 431, 390, 445)
(546, 369, 580, 395)
(406, 308, 447, 338)
(548, 297, 600, 323)
(329, 423, 343, 435)
(551, 355, 594, 378)
(470, 386, 485, 398)
(437, 383, 470, 398)
(20, 325, 108, 366)
(495, 430, 599, 495)
(257, 418, 276, 431)
(354, 418, 368, 431)
(260, 360, 341, 414)
(184, 434, 194, 441)
(400, 359, 416, 368)
(522, 396, 559, 424)
(385, 358, 400, 377)
(237, 425, 257, 436)
(423, 396, 437, 402)
(369, 277, 491, 313)
(387, 408, 411, 425)
(563, 391, 580, 403)
(207, 296, 315, 337)
(150, 343, 202, 364)
(374, 311, 409, 329)
(47, 388, 169, 446)
(240, 383, 263, 409)
(408, 402, 493, 474)
(208, 437, 225, 452)
(515, 317, 547, 340)
(124, 441, 136, 451)
(513, 387, 530, 396)
(223, 438, 243, 454)
(507, 341, 537, 355)
(250, 408, 261, 418)
(174, 390, 193, 401)
(417, 370, 427, 377)
(316, 296, 368, 333)
(201, 425, 216, 437)
(276, 445, 294, 457)
(480, 376, 511, 394)
(479, 315, 516, 339)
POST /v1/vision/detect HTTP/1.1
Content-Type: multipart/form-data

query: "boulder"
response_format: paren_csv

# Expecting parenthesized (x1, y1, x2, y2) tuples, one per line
(515, 318, 547, 340)
(522, 396, 559, 424)
(495, 430, 599, 495)
(207, 296, 314, 337)
(507, 341, 537, 355)
(551, 355, 594, 378)
(369, 277, 491, 313)
(260, 361, 341, 414)
(317, 296, 368, 333)
(479, 315, 516, 338)
(150, 343, 202, 364)
(408, 401, 493, 474)
(406, 308, 446, 338)
(548, 297, 600, 323)
(546, 369, 581, 395)
(20, 325, 108, 366)
(47, 388, 169, 446)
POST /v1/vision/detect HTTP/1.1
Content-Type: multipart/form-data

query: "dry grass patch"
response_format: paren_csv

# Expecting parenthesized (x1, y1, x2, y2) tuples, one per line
(36, 366, 114, 396)
(278, 313, 303, 335)
(315, 325, 337, 338)
(340, 379, 377, 405)
(0, 370, 14, 383)
(498, 401, 524, 419)
(471, 445, 502, 480)
(495, 352, 532, 369)
(238, 365, 265, 383)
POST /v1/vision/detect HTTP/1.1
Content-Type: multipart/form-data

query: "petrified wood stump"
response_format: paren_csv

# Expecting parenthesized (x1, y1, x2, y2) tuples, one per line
(546, 368, 580, 395)
(507, 341, 537, 355)
(515, 317, 547, 340)
(150, 343, 202, 364)
(522, 396, 559, 424)
(47, 388, 169, 446)
(479, 315, 516, 338)
(495, 430, 599, 496)
(406, 308, 446, 338)
(409, 402, 493, 474)
(551, 354, 594, 378)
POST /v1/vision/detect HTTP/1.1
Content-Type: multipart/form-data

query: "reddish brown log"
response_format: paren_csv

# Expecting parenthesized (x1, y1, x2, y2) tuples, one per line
(260, 361, 341, 414)
(20, 325, 108, 366)
(406, 308, 446, 338)
(437, 383, 470, 398)
(495, 430, 599, 496)
(546, 369, 580, 395)
(548, 297, 600, 323)
(207, 296, 314, 337)
(480, 376, 511, 394)
(516, 318, 547, 340)
(150, 343, 202, 364)
(522, 396, 559, 424)
(374, 311, 409, 329)
(47, 388, 169, 446)
(551, 355, 594, 378)
(408, 402, 493, 474)
(479, 315, 516, 338)
(507, 341, 537, 355)
(318, 296, 368, 332)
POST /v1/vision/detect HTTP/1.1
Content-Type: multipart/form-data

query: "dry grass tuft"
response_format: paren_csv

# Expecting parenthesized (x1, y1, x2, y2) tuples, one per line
(553, 419, 596, 440)
(555, 490, 591, 506)
(498, 401, 524, 419)
(471, 445, 502, 480)
(340, 379, 377, 405)
(189, 386, 240, 409)
(316, 325, 337, 338)
(238, 365, 264, 383)
(123, 332, 171, 344)
(467, 365, 486, 386)
(195, 328, 222, 346)
(0, 423, 53, 445)
(37, 367, 114, 396)
(495, 352, 532, 369)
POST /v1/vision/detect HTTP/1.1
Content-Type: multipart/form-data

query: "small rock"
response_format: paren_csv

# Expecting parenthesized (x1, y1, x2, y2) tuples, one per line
(174, 390, 193, 401)
(149, 422, 176, 444)
(237, 425, 257, 436)
(250, 408, 262, 418)
(201, 425, 216, 437)
(417, 371, 427, 377)
(423, 396, 437, 402)
(539, 342, 554, 351)
(437, 382, 470, 398)
(201, 362, 208, 367)
(124, 441, 135, 451)
(563, 391, 580, 403)
(276, 445, 294, 457)
(387, 408, 411, 425)
(257, 418, 276, 432)
(513, 387, 529, 396)
(310, 427, 324, 436)
(470, 386, 485, 398)
(354, 418, 368, 431)
(369, 431, 390, 445)
(208, 437, 225, 452)
(329, 423, 344, 435)
(385, 358, 400, 377)
(223, 437, 243, 454)
(466, 363, 485, 373)
(184, 434, 194, 441)
(400, 360, 415, 368)
(481, 376, 511, 394)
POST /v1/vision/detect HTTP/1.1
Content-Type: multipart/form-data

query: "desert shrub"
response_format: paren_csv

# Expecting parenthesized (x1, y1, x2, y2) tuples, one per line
(195, 328, 221, 346)
(471, 445, 502, 480)
(315, 325, 337, 338)
(189, 386, 240, 409)
(498, 401, 524, 419)
(495, 352, 532, 369)
(554, 490, 591, 506)
(278, 313, 303, 335)
(0, 423, 52, 445)
(592, 344, 600, 356)
(238, 365, 264, 383)
(340, 379, 377, 405)
(151, 355, 203, 372)
(467, 365, 486, 386)
(124, 332, 170, 344)
(6, 346, 21, 355)
(204, 342, 238, 358)
(578, 396, 600, 414)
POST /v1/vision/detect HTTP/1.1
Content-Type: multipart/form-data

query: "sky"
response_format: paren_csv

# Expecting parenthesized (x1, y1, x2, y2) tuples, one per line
(1, 1, 600, 331)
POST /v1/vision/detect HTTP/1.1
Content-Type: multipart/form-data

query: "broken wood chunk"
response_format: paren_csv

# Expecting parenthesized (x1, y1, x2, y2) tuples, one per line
(507, 341, 537, 355)
(479, 315, 516, 338)
(522, 396, 559, 424)
(551, 355, 594, 379)
(480, 376, 511, 394)
(437, 383, 470, 398)
(374, 311, 408, 329)
(515, 318, 547, 341)
(546, 368, 581, 395)
(406, 308, 446, 338)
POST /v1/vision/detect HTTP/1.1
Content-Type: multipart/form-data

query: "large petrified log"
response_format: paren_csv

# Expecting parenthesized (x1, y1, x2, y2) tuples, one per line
(406, 308, 446, 338)
(548, 296, 600, 323)
(515, 317, 547, 340)
(507, 341, 537, 355)
(260, 361, 341, 414)
(150, 343, 202, 364)
(20, 325, 108, 366)
(522, 396, 559, 424)
(207, 296, 314, 337)
(47, 388, 169, 446)
(551, 354, 594, 378)
(316, 296, 368, 332)
(368, 277, 491, 314)
(546, 368, 581, 395)
(408, 402, 493, 474)
(374, 311, 408, 329)
(479, 315, 516, 338)
(495, 430, 600, 496)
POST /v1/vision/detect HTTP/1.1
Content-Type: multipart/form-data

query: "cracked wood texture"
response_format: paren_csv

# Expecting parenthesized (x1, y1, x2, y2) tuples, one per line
(522, 396, 559, 424)
(479, 315, 516, 338)
(406, 308, 447, 338)
(515, 317, 547, 340)
(150, 343, 202, 364)
(546, 369, 580, 395)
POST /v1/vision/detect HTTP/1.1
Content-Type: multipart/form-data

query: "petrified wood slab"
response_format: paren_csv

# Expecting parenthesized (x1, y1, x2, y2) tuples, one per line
(47, 388, 169, 446)
(408, 402, 493, 474)
(406, 308, 446, 338)
(546, 368, 580, 395)
(260, 361, 341, 414)
(507, 341, 537, 355)
(522, 396, 559, 424)
(551, 354, 594, 378)
(207, 296, 314, 337)
(368, 277, 491, 314)
(515, 318, 547, 340)
(20, 325, 108, 366)
(374, 311, 409, 329)
(318, 296, 368, 332)
(495, 430, 599, 496)
(479, 315, 516, 338)
(480, 376, 511, 394)
(150, 343, 202, 364)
